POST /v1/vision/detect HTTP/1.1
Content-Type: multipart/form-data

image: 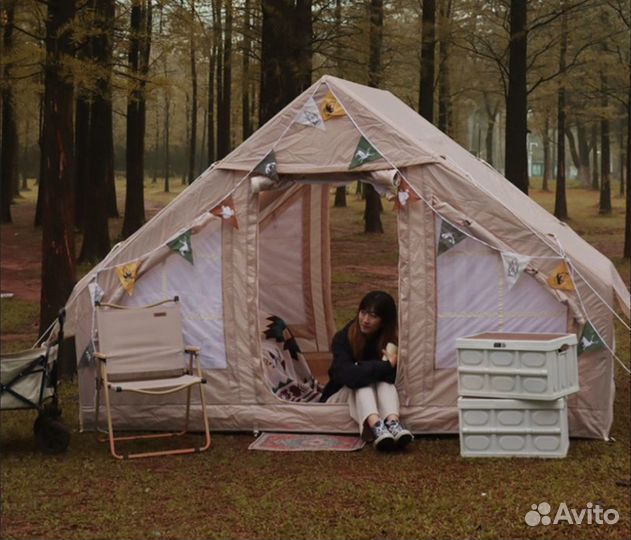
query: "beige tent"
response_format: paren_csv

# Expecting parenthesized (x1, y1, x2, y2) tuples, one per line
(64, 75, 630, 439)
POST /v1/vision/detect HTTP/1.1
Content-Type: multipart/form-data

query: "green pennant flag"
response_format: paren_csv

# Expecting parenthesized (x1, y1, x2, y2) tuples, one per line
(349, 136, 382, 169)
(577, 321, 606, 356)
(437, 220, 467, 255)
(167, 229, 194, 264)
(254, 150, 279, 181)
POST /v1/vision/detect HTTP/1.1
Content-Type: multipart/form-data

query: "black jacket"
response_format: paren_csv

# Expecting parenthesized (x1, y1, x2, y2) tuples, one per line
(319, 321, 396, 402)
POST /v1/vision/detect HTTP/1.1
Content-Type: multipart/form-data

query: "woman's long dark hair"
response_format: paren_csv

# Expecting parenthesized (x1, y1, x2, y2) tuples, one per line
(348, 291, 398, 361)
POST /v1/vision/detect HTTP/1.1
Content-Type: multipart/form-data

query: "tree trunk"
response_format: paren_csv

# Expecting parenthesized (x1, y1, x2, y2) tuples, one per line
(591, 122, 599, 190)
(122, 0, 150, 239)
(483, 93, 497, 166)
(1, 0, 18, 224)
(242, 0, 252, 140)
(35, 90, 45, 227)
(504, 0, 528, 194)
(188, 0, 198, 184)
(437, 0, 452, 133)
(419, 0, 436, 123)
(105, 101, 118, 218)
(618, 119, 624, 196)
(259, 0, 312, 125)
(79, 0, 114, 262)
(599, 73, 611, 215)
(217, 0, 232, 159)
(368, 0, 383, 88)
(577, 120, 591, 187)
(554, 9, 567, 220)
(164, 95, 170, 192)
(364, 0, 384, 233)
(624, 18, 630, 257)
(542, 113, 551, 191)
(40, 0, 76, 334)
(364, 183, 383, 233)
(207, 0, 220, 164)
(334, 186, 347, 207)
(74, 92, 90, 229)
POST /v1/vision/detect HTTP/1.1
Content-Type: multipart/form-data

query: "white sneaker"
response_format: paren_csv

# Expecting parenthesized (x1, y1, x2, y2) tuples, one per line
(385, 419, 413, 449)
(371, 420, 395, 451)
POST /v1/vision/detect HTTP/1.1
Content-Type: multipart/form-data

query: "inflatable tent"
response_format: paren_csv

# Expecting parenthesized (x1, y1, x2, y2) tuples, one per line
(64, 75, 630, 439)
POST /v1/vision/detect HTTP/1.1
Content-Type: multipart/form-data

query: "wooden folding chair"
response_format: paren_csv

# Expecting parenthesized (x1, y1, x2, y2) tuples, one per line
(94, 297, 211, 459)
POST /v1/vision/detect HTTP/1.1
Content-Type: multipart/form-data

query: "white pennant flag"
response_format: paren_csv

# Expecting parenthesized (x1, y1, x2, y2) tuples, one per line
(501, 251, 532, 290)
(295, 97, 325, 130)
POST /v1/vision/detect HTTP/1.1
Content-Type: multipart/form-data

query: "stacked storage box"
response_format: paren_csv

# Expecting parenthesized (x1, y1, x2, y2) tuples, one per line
(456, 332, 578, 458)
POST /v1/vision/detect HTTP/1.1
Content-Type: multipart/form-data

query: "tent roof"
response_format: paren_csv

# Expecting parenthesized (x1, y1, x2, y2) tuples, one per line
(65, 75, 629, 324)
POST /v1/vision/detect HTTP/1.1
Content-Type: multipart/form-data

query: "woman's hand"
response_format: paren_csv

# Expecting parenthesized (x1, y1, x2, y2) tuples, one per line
(382, 348, 397, 367)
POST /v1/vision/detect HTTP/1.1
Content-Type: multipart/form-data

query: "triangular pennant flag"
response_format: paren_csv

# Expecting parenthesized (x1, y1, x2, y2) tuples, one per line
(394, 179, 421, 211)
(210, 196, 239, 229)
(88, 281, 105, 305)
(253, 150, 279, 181)
(167, 229, 194, 264)
(349, 136, 382, 169)
(577, 321, 606, 356)
(320, 90, 346, 121)
(500, 251, 532, 291)
(296, 97, 325, 130)
(115, 261, 141, 296)
(546, 260, 575, 291)
(437, 220, 467, 255)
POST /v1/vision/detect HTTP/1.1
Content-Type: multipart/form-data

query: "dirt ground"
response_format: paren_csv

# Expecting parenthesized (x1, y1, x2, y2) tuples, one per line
(1, 202, 43, 302)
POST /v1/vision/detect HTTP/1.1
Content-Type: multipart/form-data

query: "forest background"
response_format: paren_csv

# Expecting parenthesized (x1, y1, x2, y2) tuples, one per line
(0, 0, 630, 336)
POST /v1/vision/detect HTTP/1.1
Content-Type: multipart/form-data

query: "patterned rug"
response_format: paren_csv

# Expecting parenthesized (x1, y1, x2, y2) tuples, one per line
(248, 432, 365, 452)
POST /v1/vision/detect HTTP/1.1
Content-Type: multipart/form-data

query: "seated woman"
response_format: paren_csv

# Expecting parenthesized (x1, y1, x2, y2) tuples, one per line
(319, 291, 413, 451)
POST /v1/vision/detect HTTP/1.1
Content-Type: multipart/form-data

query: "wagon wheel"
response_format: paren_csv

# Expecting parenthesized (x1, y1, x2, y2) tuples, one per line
(33, 411, 70, 454)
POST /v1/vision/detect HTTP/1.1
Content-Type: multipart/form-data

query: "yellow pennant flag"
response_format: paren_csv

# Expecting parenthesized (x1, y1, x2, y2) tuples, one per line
(116, 261, 141, 296)
(546, 261, 575, 291)
(320, 91, 346, 121)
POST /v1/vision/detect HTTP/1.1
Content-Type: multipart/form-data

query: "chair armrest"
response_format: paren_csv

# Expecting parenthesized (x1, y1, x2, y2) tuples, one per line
(185, 346, 200, 354)
(93, 352, 107, 361)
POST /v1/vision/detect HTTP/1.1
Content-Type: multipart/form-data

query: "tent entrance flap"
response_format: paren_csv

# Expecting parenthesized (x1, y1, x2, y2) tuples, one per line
(258, 183, 335, 355)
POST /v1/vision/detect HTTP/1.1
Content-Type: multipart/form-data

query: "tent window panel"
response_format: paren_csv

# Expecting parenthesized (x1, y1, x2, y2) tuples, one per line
(120, 220, 227, 370)
(501, 272, 567, 333)
(436, 237, 501, 315)
(435, 219, 568, 369)
(259, 193, 307, 326)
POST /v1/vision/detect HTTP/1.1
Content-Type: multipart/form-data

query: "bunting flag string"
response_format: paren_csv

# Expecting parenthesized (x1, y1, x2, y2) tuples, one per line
(320, 90, 346, 121)
(349, 135, 383, 169)
(167, 229, 194, 264)
(547, 260, 575, 291)
(253, 150, 279, 181)
(394, 179, 421, 211)
(501, 251, 532, 291)
(115, 261, 141, 296)
(437, 220, 467, 255)
(577, 321, 606, 356)
(296, 96, 326, 130)
(210, 196, 239, 229)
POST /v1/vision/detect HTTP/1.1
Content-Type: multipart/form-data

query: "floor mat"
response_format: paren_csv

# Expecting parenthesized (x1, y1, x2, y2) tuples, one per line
(248, 432, 365, 452)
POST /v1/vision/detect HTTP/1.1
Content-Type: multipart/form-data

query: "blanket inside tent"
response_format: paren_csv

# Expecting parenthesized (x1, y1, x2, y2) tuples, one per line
(260, 313, 323, 402)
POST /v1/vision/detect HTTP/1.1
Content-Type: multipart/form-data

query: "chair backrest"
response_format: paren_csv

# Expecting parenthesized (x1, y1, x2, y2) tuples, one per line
(95, 300, 186, 381)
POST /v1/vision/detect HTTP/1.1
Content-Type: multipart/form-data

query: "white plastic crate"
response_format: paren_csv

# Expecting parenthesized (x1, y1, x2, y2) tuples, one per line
(456, 332, 578, 400)
(458, 397, 569, 458)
